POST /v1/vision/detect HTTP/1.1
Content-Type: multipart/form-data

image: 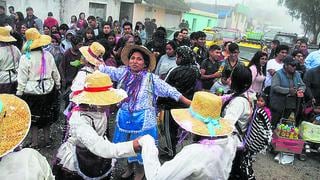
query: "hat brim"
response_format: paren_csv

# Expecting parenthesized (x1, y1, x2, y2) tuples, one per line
(0, 94, 31, 158)
(79, 46, 103, 66)
(171, 108, 234, 137)
(121, 45, 156, 71)
(71, 88, 127, 106)
(26, 35, 51, 50)
(0, 35, 16, 42)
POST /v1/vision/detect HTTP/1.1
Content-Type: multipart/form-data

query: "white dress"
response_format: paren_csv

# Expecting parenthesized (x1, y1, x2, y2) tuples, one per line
(55, 111, 136, 179)
(0, 148, 54, 180)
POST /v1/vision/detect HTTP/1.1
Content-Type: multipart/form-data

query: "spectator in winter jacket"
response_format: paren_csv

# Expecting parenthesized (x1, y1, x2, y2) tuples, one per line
(25, 7, 37, 28)
(44, 12, 59, 29)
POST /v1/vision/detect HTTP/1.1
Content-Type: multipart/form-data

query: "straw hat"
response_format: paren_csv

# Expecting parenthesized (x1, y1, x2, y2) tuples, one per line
(121, 45, 156, 71)
(23, 28, 51, 51)
(71, 71, 127, 105)
(171, 91, 233, 137)
(0, 94, 31, 158)
(0, 26, 16, 42)
(79, 42, 105, 66)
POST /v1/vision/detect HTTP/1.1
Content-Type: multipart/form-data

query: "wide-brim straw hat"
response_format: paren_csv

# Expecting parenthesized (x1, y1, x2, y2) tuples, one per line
(171, 91, 233, 137)
(121, 45, 156, 71)
(23, 28, 51, 50)
(79, 42, 105, 66)
(0, 26, 16, 42)
(0, 94, 31, 158)
(71, 71, 128, 106)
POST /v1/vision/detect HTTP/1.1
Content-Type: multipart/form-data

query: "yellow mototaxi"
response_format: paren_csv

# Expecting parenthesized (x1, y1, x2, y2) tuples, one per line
(203, 28, 223, 48)
(238, 39, 267, 66)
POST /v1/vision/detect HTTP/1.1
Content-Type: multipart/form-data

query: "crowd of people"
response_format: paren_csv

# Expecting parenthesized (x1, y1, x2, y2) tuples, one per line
(0, 5, 320, 180)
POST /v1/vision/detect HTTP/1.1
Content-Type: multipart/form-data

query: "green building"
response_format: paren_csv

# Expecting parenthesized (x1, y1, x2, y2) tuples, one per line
(183, 9, 218, 31)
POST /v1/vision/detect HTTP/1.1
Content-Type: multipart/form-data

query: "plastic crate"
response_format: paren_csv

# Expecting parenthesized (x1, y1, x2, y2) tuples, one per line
(271, 132, 304, 154)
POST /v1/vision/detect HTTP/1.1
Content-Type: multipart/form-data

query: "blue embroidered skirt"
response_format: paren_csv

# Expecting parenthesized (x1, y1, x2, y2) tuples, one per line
(113, 109, 158, 164)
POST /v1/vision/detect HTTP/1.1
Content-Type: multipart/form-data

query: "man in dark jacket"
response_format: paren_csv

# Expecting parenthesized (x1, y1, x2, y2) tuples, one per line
(0, 6, 13, 27)
(270, 56, 306, 127)
(25, 7, 37, 28)
(304, 65, 320, 105)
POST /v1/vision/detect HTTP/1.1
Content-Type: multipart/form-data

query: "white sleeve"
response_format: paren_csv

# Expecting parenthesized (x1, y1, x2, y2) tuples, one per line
(140, 135, 237, 180)
(16, 55, 29, 95)
(0, 148, 54, 180)
(223, 97, 248, 126)
(139, 135, 196, 180)
(70, 113, 137, 158)
(49, 53, 61, 88)
(70, 71, 86, 92)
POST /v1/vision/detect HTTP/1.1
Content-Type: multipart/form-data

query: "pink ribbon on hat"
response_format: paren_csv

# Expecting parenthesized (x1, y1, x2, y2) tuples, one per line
(88, 47, 103, 62)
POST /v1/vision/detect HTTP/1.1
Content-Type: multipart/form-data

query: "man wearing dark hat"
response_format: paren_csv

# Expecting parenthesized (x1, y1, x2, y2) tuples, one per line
(270, 56, 306, 127)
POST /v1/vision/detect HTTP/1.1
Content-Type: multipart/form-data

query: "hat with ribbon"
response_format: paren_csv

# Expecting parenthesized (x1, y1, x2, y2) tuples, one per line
(22, 28, 51, 51)
(121, 45, 156, 71)
(79, 42, 105, 66)
(71, 71, 127, 106)
(0, 94, 31, 157)
(0, 26, 16, 42)
(171, 91, 233, 137)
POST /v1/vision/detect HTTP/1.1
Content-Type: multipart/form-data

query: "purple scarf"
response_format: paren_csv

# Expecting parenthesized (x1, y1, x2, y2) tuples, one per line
(120, 67, 148, 112)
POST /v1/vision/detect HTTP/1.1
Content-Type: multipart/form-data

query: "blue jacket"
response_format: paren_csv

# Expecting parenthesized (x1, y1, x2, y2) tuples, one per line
(270, 68, 305, 111)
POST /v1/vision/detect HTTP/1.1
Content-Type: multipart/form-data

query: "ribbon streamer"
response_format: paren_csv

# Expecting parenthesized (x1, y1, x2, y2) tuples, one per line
(189, 108, 221, 136)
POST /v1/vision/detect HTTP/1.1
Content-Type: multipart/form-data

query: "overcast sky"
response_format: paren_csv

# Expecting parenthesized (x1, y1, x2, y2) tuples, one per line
(186, 0, 303, 34)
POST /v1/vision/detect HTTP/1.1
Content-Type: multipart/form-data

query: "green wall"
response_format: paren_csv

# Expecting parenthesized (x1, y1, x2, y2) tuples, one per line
(183, 12, 218, 31)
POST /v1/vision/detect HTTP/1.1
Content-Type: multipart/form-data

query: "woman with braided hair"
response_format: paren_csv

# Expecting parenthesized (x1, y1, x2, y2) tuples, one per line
(220, 65, 257, 180)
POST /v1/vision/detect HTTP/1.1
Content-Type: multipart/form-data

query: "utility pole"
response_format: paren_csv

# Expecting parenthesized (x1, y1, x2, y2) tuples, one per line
(59, 0, 65, 23)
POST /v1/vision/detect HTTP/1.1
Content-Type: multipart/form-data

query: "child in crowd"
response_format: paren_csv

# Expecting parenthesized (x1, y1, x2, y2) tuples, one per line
(210, 69, 231, 95)
(215, 87, 224, 96)
(256, 93, 272, 122)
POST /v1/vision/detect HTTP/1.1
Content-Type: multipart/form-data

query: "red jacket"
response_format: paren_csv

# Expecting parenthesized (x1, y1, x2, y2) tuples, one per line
(44, 17, 59, 28)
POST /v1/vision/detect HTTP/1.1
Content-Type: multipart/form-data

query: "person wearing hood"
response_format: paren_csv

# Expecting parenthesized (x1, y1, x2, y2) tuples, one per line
(157, 45, 200, 159)
(61, 29, 75, 53)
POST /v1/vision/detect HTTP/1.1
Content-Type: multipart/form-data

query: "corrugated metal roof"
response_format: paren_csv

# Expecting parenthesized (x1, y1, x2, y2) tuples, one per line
(144, 0, 190, 12)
